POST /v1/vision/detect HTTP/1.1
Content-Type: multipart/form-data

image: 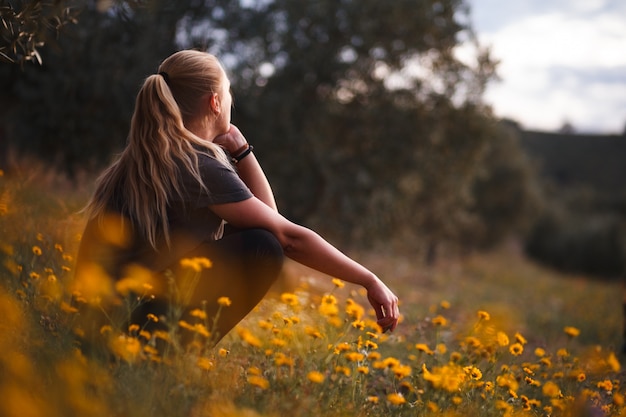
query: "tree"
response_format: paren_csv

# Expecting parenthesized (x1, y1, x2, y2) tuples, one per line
(1, 0, 196, 173)
(2, 0, 536, 256)
(0, 0, 79, 65)
(179, 0, 502, 254)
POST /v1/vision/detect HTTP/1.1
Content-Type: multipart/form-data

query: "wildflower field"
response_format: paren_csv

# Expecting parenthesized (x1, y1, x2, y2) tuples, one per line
(0, 168, 624, 417)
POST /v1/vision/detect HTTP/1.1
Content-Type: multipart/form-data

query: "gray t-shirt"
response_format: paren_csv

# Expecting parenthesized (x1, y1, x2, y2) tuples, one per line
(76, 153, 252, 279)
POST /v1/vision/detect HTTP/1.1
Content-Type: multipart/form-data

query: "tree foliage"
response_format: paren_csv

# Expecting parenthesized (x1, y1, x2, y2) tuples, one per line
(0, 0, 79, 64)
(1, 0, 540, 256)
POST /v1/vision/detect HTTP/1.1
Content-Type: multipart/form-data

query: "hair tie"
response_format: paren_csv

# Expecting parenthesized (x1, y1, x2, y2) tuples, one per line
(158, 71, 170, 84)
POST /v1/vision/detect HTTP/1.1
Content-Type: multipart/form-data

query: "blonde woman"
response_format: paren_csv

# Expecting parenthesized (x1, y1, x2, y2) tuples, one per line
(76, 50, 399, 342)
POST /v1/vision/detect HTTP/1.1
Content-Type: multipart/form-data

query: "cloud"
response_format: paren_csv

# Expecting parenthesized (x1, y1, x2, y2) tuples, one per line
(468, 0, 626, 132)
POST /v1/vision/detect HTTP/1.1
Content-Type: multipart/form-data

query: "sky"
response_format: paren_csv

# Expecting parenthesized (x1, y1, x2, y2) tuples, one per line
(465, 0, 626, 134)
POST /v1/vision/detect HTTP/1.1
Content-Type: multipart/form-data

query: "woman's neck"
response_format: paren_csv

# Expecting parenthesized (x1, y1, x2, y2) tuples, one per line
(186, 117, 218, 142)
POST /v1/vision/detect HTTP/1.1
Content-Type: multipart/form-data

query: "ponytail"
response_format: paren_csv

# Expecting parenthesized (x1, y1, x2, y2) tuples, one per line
(84, 51, 232, 249)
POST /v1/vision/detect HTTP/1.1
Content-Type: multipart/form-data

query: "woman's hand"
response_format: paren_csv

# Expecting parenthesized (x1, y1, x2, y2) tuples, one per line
(213, 124, 247, 155)
(365, 276, 400, 332)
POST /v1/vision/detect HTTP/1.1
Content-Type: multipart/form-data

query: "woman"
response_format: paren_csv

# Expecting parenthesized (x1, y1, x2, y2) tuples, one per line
(75, 50, 399, 343)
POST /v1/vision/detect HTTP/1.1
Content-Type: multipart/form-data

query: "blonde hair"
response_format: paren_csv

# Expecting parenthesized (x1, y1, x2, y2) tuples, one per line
(84, 50, 232, 248)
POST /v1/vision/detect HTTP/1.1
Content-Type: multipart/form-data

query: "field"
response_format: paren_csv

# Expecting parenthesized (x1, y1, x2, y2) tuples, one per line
(0, 167, 624, 417)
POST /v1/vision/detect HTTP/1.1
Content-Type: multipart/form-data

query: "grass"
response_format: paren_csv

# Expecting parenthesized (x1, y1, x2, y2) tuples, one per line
(0, 167, 625, 417)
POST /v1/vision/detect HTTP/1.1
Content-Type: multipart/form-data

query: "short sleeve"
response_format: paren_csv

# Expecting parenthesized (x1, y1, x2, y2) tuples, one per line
(181, 154, 253, 208)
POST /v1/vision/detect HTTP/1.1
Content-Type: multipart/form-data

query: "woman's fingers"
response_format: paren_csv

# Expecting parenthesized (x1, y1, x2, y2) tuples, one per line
(368, 289, 399, 333)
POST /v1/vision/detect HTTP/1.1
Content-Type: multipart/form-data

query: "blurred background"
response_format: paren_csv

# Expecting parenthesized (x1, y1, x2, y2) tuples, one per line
(1, 0, 625, 281)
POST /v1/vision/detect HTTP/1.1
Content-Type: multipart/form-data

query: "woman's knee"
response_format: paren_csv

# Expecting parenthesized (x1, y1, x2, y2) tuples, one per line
(240, 228, 284, 270)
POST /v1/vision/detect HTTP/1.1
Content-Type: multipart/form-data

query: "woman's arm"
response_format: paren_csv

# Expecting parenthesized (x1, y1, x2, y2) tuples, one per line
(213, 125, 277, 211)
(209, 197, 400, 332)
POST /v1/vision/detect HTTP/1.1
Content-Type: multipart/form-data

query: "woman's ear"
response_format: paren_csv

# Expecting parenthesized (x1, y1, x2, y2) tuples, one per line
(210, 93, 221, 114)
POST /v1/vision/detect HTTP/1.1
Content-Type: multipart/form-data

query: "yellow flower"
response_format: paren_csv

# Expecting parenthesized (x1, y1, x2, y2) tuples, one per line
(440, 300, 451, 309)
(271, 338, 287, 347)
(563, 326, 580, 338)
(386, 393, 406, 405)
(197, 357, 214, 371)
(280, 292, 299, 306)
(334, 342, 351, 354)
(422, 363, 465, 392)
(146, 313, 159, 322)
(331, 278, 345, 288)
(32, 246, 42, 256)
(217, 296, 232, 307)
(415, 343, 434, 355)
(154, 330, 170, 341)
(515, 332, 528, 345)
(464, 336, 482, 348)
(496, 400, 513, 412)
(525, 376, 540, 387)
(247, 375, 269, 390)
(367, 396, 379, 404)
(190, 309, 207, 320)
(179, 257, 212, 272)
(237, 328, 262, 348)
(392, 364, 412, 379)
(477, 310, 490, 321)
(60, 301, 78, 313)
(436, 343, 447, 355)
(357, 366, 369, 375)
(319, 294, 339, 316)
(345, 352, 365, 362)
(497, 331, 510, 347)
(274, 352, 294, 367)
(534, 347, 546, 357)
(304, 326, 323, 339)
(351, 320, 365, 330)
(307, 371, 325, 384)
(607, 352, 621, 372)
(334, 366, 351, 376)
(374, 356, 400, 369)
(346, 299, 365, 319)
(464, 365, 483, 380)
(125, 337, 141, 354)
(365, 340, 378, 350)
(143, 345, 159, 356)
(509, 343, 524, 356)
(218, 348, 229, 357)
(540, 357, 552, 367)
(257, 319, 273, 330)
(597, 379, 613, 392)
(191, 323, 211, 338)
(248, 366, 262, 376)
(542, 381, 561, 397)
(432, 315, 447, 326)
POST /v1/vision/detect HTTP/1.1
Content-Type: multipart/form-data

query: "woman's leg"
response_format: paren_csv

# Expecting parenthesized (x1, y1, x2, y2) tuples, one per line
(134, 228, 284, 344)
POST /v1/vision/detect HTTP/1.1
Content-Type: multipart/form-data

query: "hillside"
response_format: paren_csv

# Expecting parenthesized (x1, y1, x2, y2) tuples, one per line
(517, 129, 626, 194)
